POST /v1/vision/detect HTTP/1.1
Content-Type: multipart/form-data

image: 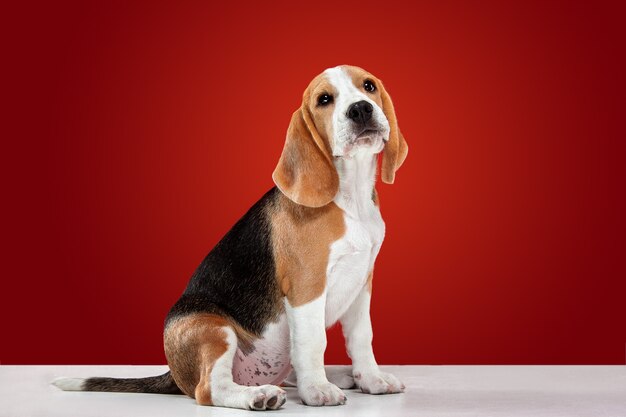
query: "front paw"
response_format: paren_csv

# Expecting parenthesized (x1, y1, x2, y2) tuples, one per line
(354, 370, 405, 394)
(299, 381, 347, 406)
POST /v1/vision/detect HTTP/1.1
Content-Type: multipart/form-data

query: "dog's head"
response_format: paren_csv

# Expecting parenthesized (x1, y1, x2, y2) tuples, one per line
(273, 65, 408, 207)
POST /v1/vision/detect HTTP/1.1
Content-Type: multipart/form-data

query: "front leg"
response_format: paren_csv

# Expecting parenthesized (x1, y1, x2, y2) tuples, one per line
(340, 284, 405, 394)
(285, 293, 347, 406)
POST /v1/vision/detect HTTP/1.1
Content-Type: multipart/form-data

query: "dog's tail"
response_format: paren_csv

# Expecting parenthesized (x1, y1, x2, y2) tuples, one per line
(52, 370, 183, 395)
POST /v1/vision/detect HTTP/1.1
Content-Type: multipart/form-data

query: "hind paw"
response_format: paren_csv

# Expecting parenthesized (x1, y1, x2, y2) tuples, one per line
(247, 385, 287, 411)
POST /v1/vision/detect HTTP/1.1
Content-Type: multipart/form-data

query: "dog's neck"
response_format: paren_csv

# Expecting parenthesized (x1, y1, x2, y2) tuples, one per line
(333, 150, 379, 218)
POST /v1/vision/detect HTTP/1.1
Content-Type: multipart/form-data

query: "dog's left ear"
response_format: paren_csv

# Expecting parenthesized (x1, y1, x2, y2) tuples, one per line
(377, 78, 408, 184)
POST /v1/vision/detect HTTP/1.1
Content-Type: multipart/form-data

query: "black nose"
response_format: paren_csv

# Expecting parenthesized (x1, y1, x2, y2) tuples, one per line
(347, 100, 373, 124)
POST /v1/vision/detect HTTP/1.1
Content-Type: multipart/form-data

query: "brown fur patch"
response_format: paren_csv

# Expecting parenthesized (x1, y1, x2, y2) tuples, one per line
(228, 319, 256, 355)
(306, 75, 336, 145)
(270, 192, 346, 306)
(164, 313, 230, 404)
(272, 73, 339, 208)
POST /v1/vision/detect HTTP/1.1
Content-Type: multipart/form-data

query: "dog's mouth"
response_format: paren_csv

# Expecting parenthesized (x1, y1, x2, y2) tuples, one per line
(352, 128, 384, 146)
(333, 128, 386, 158)
(334, 127, 388, 158)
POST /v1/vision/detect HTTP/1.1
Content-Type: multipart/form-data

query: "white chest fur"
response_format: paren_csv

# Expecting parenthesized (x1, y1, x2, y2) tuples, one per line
(324, 151, 385, 326)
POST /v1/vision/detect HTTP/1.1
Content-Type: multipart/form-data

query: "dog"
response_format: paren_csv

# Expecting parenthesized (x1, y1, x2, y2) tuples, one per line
(53, 65, 408, 410)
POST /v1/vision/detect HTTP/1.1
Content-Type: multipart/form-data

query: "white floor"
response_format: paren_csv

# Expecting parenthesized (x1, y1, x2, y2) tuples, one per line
(0, 365, 624, 417)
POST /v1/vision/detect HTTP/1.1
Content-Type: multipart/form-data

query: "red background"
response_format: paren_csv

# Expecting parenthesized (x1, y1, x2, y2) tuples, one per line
(1, 1, 625, 365)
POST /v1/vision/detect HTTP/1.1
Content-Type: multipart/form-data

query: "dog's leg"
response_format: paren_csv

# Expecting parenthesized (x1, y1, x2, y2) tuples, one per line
(205, 326, 287, 410)
(340, 287, 405, 394)
(285, 294, 347, 406)
(165, 313, 286, 410)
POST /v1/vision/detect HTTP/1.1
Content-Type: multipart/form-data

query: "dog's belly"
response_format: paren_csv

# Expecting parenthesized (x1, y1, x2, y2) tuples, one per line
(232, 314, 291, 386)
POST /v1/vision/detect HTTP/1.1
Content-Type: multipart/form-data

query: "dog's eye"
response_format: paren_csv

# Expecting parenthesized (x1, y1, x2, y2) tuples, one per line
(363, 80, 376, 93)
(317, 94, 333, 106)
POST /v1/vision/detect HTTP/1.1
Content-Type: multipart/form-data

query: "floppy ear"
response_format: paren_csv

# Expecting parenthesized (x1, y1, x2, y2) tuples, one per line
(272, 106, 339, 207)
(378, 79, 408, 184)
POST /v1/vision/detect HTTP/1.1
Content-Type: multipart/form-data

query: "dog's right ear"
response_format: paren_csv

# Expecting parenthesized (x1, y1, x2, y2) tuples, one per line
(272, 106, 339, 208)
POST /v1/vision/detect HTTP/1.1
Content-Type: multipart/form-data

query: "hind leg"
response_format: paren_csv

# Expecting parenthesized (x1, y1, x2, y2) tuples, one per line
(164, 313, 286, 410)
(206, 325, 287, 410)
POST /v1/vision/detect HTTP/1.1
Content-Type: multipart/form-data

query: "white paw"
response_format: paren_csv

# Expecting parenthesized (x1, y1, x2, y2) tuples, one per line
(354, 371, 405, 394)
(329, 373, 355, 389)
(299, 381, 347, 406)
(326, 366, 355, 389)
(247, 385, 287, 410)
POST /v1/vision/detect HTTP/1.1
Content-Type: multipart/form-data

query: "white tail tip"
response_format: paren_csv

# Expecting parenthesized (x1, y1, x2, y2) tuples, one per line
(52, 377, 86, 391)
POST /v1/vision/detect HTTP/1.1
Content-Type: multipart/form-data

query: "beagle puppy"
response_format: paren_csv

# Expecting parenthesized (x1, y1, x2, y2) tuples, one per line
(53, 65, 408, 410)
